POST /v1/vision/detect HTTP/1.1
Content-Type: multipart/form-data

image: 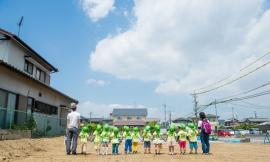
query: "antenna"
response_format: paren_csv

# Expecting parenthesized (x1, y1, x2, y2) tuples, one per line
(17, 16, 24, 37)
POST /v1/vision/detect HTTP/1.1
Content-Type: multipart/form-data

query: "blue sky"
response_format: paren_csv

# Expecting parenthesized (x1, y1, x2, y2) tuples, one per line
(1, 0, 270, 120)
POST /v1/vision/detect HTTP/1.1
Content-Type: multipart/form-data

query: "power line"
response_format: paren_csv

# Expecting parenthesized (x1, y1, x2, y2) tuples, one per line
(194, 60, 270, 95)
(229, 102, 270, 110)
(193, 51, 270, 95)
(240, 101, 270, 109)
(240, 51, 270, 71)
(218, 80, 270, 101)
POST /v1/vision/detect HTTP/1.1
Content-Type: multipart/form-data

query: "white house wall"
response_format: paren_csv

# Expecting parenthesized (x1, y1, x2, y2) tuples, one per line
(1, 39, 51, 85)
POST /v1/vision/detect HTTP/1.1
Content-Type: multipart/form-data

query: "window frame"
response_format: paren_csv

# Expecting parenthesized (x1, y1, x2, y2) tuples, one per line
(24, 60, 33, 75)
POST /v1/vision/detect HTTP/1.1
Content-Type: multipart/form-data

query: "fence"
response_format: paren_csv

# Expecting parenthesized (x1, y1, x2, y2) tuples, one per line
(0, 107, 67, 137)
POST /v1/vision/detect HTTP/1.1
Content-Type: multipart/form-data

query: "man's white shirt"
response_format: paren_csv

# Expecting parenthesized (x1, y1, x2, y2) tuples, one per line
(67, 111, 80, 128)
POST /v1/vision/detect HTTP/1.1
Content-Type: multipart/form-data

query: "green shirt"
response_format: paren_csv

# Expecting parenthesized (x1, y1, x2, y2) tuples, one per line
(143, 132, 152, 141)
(167, 131, 176, 138)
(132, 132, 141, 142)
(188, 129, 198, 142)
(101, 131, 110, 142)
(93, 130, 101, 143)
(177, 130, 187, 141)
(79, 132, 89, 143)
(123, 131, 132, 139)
(111, 133, 120, 144)
(153, 131, 161, 139)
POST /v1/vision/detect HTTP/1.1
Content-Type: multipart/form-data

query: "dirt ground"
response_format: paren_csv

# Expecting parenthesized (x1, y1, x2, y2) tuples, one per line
(1, 137, 270, 162)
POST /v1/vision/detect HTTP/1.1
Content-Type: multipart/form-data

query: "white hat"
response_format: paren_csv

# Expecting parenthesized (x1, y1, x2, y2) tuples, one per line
(70, 102, 77, 109)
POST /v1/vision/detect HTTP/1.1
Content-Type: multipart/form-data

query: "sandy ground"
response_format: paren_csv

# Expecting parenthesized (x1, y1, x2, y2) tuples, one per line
(1, 136, 270, 162)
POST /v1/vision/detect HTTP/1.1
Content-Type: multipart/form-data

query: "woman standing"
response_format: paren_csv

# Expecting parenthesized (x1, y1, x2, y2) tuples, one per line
(198, 112, 211, 155)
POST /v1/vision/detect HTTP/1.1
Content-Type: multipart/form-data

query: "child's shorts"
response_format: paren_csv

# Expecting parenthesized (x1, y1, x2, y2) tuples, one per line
(94, 142, 101, 149)
(153, 138, 163, 145)
(189, 142, 198, 149)
(178, 141, 186, 149)
(167, 137, 176, 146)
(144, 141, 151, 148)
(102, 141, 109, 147)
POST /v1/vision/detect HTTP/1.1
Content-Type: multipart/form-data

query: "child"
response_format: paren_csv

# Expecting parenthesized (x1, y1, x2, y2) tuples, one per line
(101, 124, 110, 155)
(187, 123, 198, 154)
(177, 123, 187, 155)
(131, 127, 141, 154)
(93, 124, 102, 155)
(79, 126, 89, 154)
(123, 126, 132, 154)
(153, 124, 162, 155)
(111, 127, 121, 155)
(167, 124, 177, 155)
(142, 126, 152, 154)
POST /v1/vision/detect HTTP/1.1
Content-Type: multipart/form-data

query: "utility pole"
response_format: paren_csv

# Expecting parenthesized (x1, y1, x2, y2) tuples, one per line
(163, 104, 167, 127)
(169, 111, 172, 125)
(254, 111, 257, 118)
(192, 93, 198, 119)
(89, 112, 92, 124)
(232, 107, 235, 126)
(215, 99, 218, 133)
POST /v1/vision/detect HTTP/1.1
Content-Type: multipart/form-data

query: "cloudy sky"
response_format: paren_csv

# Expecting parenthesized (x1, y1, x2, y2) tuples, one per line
(1, 0, 270, 120)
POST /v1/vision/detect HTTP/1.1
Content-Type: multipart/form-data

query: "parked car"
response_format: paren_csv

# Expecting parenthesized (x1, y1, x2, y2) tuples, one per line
(235, 129, 249, 136)
(228, 129, 235, 135)
(218, 130, 231, 137)
(249, 128, 261, 135)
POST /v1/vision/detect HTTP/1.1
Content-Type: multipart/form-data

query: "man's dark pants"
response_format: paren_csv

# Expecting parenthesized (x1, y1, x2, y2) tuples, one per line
(66, 127, 79, 154)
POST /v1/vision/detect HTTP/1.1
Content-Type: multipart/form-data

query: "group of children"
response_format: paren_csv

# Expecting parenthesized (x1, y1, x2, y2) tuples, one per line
(78, 123, 199, 155)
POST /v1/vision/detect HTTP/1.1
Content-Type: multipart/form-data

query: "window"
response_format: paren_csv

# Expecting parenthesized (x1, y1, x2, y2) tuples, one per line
(34, 101, 58, 115)
(117, 116, 122, 120)
(127, 116, 132, 120)
(136, 116, 141, 120)
(36, 68, 41, 80)
(36, 68, 46, 83)
(27, 97, 34, 120)
(24, 60, 33, 75)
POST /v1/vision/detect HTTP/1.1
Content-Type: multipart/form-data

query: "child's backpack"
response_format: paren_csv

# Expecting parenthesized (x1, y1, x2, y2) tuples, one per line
(202, 119, 212, 135)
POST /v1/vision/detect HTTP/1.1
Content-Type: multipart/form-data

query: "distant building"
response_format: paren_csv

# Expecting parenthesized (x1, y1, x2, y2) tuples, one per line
(240, 118, 269, 126)
(172, 117, 192, 126)
(224, 118, 240, 127)
(258, 122, 270, 133)
(111, 108, 148, 127)
(80, 117, 113, 125)
(0, 28, 78, 135)
(146, 118, 160, 124)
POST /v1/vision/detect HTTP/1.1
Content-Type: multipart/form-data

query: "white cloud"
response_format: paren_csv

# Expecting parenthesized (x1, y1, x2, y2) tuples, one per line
(89, 0, 270, 96)
(77, 101, 163, 118)
(81, 0, 115, 22)
(86, 78, 110, 86)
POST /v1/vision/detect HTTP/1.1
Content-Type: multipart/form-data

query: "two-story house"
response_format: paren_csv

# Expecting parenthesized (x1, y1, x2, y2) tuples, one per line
(112, 108, 148, 127)
(0, 28, 78, 135)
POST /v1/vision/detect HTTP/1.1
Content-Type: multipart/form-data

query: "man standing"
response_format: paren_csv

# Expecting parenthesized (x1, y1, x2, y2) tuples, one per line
(66, 102, 80, 155)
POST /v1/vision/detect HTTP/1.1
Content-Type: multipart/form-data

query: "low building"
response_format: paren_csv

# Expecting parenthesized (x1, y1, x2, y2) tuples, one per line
(172, 117, 192, 126)
(224, 118, 240, 127)
(111, 108, 148, 127)
(146, 118, 160, 124)
(0, 28, 77, 135)
(241, 118, 269, 126)
(80, 117, 113, 125)
(258, 122, 270, 133)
